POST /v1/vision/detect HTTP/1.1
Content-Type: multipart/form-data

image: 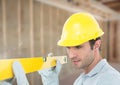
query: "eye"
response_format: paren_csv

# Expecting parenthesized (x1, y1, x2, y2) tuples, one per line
(75, 45, 82, 49)
(66, 47, 70, 49)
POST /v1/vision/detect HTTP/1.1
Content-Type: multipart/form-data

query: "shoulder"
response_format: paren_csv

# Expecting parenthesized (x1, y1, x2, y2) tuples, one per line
(98, 68, 120, 85)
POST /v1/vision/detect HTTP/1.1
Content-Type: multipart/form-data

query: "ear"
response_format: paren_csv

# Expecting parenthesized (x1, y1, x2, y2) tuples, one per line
(94, 40, 101, 50)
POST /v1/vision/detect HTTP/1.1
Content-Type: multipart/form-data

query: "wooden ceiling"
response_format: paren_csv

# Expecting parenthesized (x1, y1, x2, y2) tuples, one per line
(39, 0, 120, 20)
(96, 0, 120, 12)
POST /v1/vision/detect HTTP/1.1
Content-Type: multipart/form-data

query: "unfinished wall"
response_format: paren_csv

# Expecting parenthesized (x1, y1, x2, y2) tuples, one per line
(0, 0, 120, 85)
(0, 0, 73, 85)
(107, 20, 120, 62)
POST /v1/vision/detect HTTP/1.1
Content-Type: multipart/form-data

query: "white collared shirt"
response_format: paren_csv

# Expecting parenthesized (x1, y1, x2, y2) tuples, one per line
(74, 59, 120, 85)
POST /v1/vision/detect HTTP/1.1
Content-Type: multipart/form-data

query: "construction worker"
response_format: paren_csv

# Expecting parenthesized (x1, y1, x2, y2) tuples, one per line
(1, 12, 120, 85)
(38, 12, 120, 85)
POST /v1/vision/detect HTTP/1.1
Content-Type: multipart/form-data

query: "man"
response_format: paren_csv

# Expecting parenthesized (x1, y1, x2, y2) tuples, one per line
(1, 12, 120, 85)
(39, 12, 120, 85)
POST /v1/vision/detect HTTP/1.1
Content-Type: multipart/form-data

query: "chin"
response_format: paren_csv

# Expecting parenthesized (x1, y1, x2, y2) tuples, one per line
(74, 65, 81, 69)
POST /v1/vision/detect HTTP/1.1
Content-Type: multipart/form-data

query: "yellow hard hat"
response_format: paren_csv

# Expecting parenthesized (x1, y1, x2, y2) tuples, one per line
(57, 12, 104, 46)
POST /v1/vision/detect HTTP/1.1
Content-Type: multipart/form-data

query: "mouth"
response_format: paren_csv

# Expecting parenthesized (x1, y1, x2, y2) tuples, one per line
(72, 60, 81, 65)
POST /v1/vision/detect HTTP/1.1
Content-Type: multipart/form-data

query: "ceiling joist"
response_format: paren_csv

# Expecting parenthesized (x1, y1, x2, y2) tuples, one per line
(36, 0, 120, 20)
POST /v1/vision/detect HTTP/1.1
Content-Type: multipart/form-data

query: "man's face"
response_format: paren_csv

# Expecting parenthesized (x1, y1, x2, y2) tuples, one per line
(66, 42, 95, 69)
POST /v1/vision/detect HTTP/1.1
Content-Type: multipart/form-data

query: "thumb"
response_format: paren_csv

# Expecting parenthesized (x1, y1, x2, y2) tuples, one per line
(55, 60, 62, 74)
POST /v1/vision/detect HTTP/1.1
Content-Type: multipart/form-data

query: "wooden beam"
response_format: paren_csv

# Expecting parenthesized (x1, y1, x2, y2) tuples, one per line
(17, 0, 22, 56)
(36, 0, 120, 20)
(96, 0, 120, 3)
(2, 0, 7, 58)
(30, 0, 34, 57)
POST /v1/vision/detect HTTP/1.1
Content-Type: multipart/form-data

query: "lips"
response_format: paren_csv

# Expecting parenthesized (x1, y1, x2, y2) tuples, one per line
(72, 60, 81, 65)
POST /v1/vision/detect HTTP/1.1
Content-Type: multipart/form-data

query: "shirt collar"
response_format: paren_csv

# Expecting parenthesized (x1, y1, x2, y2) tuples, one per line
(85, 59, 107, 77)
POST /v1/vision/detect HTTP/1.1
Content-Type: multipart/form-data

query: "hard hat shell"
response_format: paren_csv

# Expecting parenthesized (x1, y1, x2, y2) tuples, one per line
(57, 12, 104, 46)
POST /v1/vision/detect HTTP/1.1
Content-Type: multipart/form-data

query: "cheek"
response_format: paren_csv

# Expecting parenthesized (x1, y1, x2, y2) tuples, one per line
(82, 51, 94, 65)
(79, 47, 92, 60)
(78, 49, 91, 58)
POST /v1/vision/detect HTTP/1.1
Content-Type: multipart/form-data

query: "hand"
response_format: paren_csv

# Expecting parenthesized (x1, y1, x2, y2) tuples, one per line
(38, 60, 62, 85)
(0, 80, 12, 85)
(12, 61, 29, 85)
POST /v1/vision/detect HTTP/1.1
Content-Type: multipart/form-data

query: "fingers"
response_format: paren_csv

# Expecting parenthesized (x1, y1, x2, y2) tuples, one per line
(38, 68, 51, 76)
(12, 61, 25, 77)
(55, 60, 62, 74)
(12, 61, 29, 85)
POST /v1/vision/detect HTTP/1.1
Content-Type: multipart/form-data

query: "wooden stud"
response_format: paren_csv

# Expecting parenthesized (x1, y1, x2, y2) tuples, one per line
(2, 0, 7, 58)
